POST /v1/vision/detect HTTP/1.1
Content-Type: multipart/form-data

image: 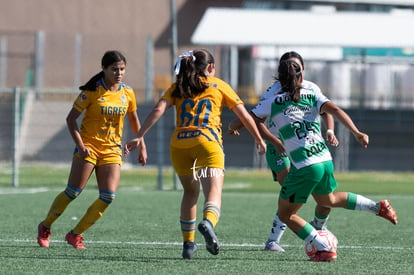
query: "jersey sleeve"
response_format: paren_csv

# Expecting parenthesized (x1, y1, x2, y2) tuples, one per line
(314, 85, 330, 112)
(72, 90, 91, 112)
(127, 88, 137, 112)
(160, 84, 176, 105)
(251, 93, 273, 119)
(251, 82, 280, 119)
(220, 80, 243, 110)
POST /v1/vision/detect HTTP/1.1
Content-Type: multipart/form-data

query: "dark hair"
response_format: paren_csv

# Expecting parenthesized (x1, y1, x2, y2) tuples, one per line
(279, 51, 304, 70)
(172, 49, 215, 98)
(277, 60, 302, 103)
(79, 50, 127, 91)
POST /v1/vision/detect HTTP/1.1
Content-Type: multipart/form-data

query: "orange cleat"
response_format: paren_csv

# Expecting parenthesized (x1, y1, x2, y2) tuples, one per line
(377, 200, 398, 225)
(37, 222, 51, 248)
(65, 231, 87, 249)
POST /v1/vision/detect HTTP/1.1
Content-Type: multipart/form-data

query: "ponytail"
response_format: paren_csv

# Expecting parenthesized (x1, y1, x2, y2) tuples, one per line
(79, 71, 104, 91)
(172, 49, 214, 98)
(277, 60, 302, 103)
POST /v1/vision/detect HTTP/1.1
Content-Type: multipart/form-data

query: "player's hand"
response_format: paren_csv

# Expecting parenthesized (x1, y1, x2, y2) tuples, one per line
(271, 138, 287, 157)
(326, 131, 339, 147)
(354, 132, 369, 148)
(256, 139, 267, 155)
(137, 145, 147, 166)
(228, 128, 240, 136)
(78, 146, 90, 158)
(124, 138, 141, 155)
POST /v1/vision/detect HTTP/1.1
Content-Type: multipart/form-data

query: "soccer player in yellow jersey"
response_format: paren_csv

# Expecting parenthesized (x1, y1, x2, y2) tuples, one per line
(37, 50, 147, 249)
(124, 49, 266, 259)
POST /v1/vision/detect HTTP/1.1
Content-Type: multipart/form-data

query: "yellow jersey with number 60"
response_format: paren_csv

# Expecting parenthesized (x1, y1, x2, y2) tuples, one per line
(162, 76, 243, 148)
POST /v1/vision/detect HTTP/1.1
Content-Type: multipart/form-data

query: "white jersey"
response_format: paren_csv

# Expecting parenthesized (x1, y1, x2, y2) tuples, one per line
(252, 80, 332, 169)
(252, 81, 281, 132)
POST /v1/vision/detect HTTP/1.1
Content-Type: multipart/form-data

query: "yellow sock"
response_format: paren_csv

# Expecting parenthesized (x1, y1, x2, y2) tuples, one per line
(180, 219, 196, 242)
(73, 199, 110, 235)
(43, 192, 72, 228)
(204, 202, 221, 228)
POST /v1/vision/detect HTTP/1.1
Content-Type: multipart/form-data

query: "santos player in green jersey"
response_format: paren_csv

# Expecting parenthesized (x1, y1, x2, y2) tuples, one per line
(250, 53, 398, 262)
(228, 51, 338, 252)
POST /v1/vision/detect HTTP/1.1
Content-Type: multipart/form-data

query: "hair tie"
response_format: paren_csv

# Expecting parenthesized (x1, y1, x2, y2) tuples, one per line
(174, 50, 196, 75)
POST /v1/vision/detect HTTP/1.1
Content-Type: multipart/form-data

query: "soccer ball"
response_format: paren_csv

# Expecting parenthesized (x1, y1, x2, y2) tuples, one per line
(304, 230, 338, 257)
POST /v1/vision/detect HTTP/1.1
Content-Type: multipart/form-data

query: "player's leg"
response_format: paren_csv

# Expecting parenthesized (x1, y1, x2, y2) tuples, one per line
(178, 174, 200, 259)
(198, 169, 223, 256)
(196, 142, 224, 256)
(312, 161, 398, 225)
(264, 145, 289, 251)
(265, 168, 288, 252)
(67, 157, 121, 249)
(278, 163, 337, 261)
(37, 156, 94, 248)
(313, 192, 398, 224)
(278, 194, 336, 261)
(310, 204, 331, 230)
(171, 146, 200, 259)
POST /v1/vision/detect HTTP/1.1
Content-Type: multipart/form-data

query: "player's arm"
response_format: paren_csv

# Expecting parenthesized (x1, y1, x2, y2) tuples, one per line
(321, 101, 368, 148)
(227, 110, 265, 135)
(321, 113, 339, 147)
(124, 99, 170, 155)
(231, 105, 266, 155)
(227, 117, 244, 135)
(250, 112, 286, 156)
(229, 111, 285, 156)
(127, 111, 147, 165)
(66, 108, 89, 157)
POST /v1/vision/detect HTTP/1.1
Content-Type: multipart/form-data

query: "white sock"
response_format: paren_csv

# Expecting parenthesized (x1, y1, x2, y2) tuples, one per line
(305, 228, 331, 251)
(268, 214, 287, 243)
(355, 194, 379, 214)
(311, 215, 329, 230)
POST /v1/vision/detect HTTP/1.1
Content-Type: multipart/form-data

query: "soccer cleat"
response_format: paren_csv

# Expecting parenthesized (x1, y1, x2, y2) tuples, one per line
(308, 251, 337, 262)
(377, 200, 398, 225)
(37, 222, 51, 248)
(264, 240, 285, 252)
(65, 231, 87, 249)
(198, 220, 219, 255)
(182, 241, 197, 259)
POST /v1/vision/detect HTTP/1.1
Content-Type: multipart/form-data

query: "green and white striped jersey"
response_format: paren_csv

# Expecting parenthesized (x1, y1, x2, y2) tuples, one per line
(252, 80, 332, 169)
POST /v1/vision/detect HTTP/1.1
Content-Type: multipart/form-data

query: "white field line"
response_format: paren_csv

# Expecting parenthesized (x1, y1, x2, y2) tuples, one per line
(0, 239, 411, 250)
(0, 185, 251, 194)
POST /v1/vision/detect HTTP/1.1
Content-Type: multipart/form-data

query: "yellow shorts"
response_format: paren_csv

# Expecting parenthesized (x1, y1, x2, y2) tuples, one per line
(74, 142, 123, 166)
(170, 142, 224, 176)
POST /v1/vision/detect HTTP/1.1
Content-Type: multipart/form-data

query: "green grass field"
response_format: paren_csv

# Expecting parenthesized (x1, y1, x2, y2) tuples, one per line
(0, 165, 413, 274)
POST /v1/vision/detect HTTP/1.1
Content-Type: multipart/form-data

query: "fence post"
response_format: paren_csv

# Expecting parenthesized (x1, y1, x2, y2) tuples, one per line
(0, 36, 7, 87)
(156, 90, 164, 190)
(34, 31, 45, 100)
(74, 33, 82, 94)
(334, 123, 349, 172)
(12, 87, 20, 187)
(145, 35, 154, 103)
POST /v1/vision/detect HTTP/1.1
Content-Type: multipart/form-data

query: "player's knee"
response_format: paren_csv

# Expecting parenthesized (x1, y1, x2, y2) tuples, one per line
(64, 184, 82, 200)
(99, 190, 116, 204)
(277, 213, 290, 224)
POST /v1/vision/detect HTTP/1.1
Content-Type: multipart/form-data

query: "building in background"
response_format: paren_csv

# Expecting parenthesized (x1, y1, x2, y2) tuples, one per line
(1, 0, 413, 172)
(0, 0, 413, 107)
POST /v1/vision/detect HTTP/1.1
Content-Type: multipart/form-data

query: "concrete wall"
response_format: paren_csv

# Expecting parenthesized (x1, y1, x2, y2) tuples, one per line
(0, 0, 243, 92)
